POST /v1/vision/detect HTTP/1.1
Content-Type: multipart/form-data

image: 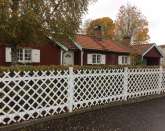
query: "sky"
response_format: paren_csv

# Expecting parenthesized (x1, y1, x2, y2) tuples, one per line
(83, 0, 165, 45)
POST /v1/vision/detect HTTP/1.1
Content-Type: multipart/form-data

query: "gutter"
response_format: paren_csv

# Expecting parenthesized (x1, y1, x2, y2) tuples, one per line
(68, 36, 83, 51)
(48, 36, 68, 51)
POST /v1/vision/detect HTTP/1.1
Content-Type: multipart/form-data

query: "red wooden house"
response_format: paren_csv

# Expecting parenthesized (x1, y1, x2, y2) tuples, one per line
(0, 27, 163, 66)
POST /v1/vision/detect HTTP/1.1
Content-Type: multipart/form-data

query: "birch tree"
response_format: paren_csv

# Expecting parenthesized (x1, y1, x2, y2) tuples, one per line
(0, 0, 95, 64)
(114, 4, 150, 44)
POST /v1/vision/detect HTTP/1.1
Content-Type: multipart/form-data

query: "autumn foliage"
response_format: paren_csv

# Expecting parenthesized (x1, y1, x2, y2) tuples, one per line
(114, 4, 150, 43)
(84, 4, 150, 44)
(85, 17, 115, 39)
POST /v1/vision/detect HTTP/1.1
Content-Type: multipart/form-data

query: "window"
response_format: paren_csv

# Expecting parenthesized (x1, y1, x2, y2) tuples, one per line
(122, 56, 128, 64)
(25, 49, 32, 61)
(87, 54, 106, 64)
(92, 54, 102, 64)
(17, 48, 23, 61)
(119, 56, 130, 65)
(17, 48, 32, 63)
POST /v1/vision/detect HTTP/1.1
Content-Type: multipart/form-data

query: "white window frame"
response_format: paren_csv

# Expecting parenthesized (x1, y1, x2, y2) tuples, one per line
(119, 55, 130, 65)
(92, 54, 102, 64)
(17, 48, 32, 63)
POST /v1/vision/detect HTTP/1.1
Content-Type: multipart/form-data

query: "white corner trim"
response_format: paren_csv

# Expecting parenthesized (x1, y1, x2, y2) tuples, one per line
(48, 36, 68, 51)
(81, 51, 84, 66)
(142, 43, 163, 58)
(55, 41, 68, 51)
(74, 42, 83, 51)
(68, 36, 82, 51)
(60, 50, 64, 65)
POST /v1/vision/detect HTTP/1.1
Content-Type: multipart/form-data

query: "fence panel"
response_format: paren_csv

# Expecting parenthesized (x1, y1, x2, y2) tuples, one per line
(73, 67, 125, 110)
(162, 68, 165, 92)
(0, 70, 69, 125)
(127, 68, 160, 98)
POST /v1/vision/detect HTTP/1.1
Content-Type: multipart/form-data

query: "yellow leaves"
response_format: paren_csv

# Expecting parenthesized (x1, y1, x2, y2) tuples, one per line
(114, 4, 150, 42)
(135, 28, 150, 42)
(85, 17, 115, 39)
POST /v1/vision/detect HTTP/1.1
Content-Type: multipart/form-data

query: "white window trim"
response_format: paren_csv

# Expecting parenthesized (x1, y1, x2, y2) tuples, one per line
(17, 48, 32, 63)
(88, 53, 105, 65)
(119, 55, 130, 65)
(92, 54, 101, 64)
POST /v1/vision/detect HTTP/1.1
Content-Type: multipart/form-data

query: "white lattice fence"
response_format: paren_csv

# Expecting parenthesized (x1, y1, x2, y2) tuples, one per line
(73, 67, 125, 110)
(162, 68, 165, 92)
(0, 70, 69, 125)
(0, 66, 164, 126)
(127, 68, 160, 98)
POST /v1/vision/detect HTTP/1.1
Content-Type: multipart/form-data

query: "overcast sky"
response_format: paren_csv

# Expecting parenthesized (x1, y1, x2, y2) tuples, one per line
(83, 0, 165, 45)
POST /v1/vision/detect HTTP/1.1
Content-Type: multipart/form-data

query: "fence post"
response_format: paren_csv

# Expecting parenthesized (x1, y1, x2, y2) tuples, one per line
(123, 67, 128, 100)
(158, 66, 163, 94)
(68, 67, 74, 112)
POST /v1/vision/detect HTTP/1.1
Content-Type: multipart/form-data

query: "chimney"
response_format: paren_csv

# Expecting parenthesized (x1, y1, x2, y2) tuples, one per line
(94, 25, 103, 40)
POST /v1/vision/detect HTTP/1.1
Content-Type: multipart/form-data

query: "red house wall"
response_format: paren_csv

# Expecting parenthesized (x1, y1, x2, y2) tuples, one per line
(106, 53, 118, 65)
(0, 45, 8, 66)
(143, 47, 162, 65)
(22, 43, 61, 66)
(0, 43, 61, 66)
(82, 50, 129, 65)
(74, 51, 81, 65)
(144, 47, 161, 58)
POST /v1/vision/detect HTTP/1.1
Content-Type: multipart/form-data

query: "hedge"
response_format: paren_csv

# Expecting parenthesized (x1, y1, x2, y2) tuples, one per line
(0, 64, 161, 72)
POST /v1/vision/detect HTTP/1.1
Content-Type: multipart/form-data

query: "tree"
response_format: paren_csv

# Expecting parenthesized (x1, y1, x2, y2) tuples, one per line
(0, 0, 95, 64)
(114, 4, 150, 44)
(85, 17, 115, 39)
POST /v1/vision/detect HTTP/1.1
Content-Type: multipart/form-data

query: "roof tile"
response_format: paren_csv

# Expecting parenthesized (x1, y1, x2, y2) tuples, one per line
(75, 35, 129, 53)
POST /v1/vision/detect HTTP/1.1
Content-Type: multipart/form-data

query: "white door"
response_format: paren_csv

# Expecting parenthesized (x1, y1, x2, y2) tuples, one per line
(63, 51, 74, 65)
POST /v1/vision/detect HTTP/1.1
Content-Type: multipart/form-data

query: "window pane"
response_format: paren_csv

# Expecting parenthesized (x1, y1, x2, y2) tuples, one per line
(125, 57, 128, 64)
(25, 49, 32, 61)
(17, 49, 23, 61)
(122, 56, 125, 64)
(97, 55, 101, 64)
(92, 55, 96, 64)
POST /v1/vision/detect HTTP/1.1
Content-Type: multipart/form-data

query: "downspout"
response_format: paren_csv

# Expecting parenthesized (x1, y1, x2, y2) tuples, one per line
(141, 55, 144, 64)
(60, 50, 63, 65)
(81, 50, 84, 66)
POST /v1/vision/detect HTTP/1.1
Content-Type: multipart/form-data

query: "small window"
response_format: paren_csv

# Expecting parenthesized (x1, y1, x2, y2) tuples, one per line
(92, 54, 97, 64)
(97, 55, 101, 64)
(17, 48, 23, 62)
(25, 49, 32, 61)
(119, 56, 130, 65)
(122, 56, 128, 64)
(17, 48, 32, 63)
(92, 54, 102, 64)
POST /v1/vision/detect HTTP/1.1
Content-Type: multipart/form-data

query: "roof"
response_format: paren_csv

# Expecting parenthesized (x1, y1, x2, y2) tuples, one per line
(48, 35, 78, 51)
(57, 37, 78, 50)
(129, 43, 163, 58)
(158, 44, 165, 48)
(130, 44, 154, 55)
(75, 35, 129, 53)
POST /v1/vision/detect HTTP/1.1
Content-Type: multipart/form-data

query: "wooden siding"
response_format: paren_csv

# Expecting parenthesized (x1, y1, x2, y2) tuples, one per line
(143, 47, 162, 65)
(82, 49, 129, 65)
(74, 50, 81, 65)
(144, 47, 162, 58)
(0, 43, 61, 66)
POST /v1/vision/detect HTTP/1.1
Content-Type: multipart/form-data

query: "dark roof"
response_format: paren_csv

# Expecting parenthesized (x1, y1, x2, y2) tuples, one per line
(56, 37, 78, 50)
(129, 44, 154, 55)
(75, 35, 130, 53)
